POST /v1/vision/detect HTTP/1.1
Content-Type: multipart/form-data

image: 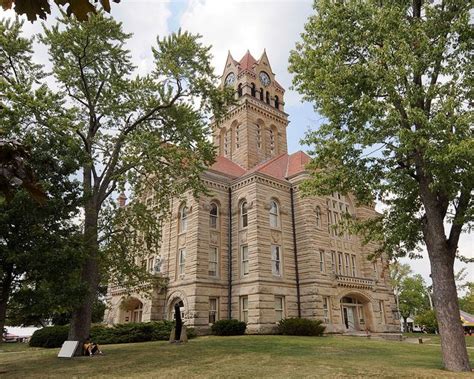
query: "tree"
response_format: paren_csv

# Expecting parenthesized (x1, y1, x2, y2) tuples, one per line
(389, 260, 412, 324)
(0, 18, 84, 336)
(289, 0, 472, 371)
(399, 274, 430, 332)
(1, 0, 120, 22)
(459, 283, 474, 314)
(415, 309, 439, 334)
(39, 14, 230, 343)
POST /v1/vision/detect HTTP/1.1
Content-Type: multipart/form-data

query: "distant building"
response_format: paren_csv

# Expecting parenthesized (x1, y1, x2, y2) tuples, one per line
(105, 51, 400, 334)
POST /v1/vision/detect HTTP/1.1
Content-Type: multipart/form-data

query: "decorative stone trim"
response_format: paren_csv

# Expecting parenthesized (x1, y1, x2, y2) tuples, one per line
(336, 275, 375, 290)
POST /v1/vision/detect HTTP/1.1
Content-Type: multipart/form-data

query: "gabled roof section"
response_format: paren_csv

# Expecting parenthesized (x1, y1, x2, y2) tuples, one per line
(286, 151, 311, 178)
(238, 50, 258, 72)
(243, 150, 311, 181)
(247, 153, 289, 180)
(208, 156, 246, 179)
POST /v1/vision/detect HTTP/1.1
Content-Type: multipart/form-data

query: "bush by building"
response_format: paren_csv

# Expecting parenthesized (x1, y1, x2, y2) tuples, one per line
(29, 321, 196, 348)
(211, 319, 247, 336)
(277, 318, 325, 336)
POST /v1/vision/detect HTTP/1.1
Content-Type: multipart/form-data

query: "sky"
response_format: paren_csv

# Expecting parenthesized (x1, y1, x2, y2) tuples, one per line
(1, 0, 472, 287)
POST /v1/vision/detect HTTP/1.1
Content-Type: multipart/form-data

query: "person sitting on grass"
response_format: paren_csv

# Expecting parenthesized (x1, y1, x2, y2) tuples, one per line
(83, 337, 103, 356)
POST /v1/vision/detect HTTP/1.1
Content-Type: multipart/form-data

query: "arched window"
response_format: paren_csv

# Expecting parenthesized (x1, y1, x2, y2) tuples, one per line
(315, 206, 321, 228)
(269, 200, 279, 228)
(179, 204, 188, 233)
(275, 95, 279, 109)
(209, 202, 219, 229)
(266, 91, 270, 104)
(238, 83, 243, 97)
(251, 83, 256, 97)
(259, 88, 264, 101)
(240, 201, 248, 228)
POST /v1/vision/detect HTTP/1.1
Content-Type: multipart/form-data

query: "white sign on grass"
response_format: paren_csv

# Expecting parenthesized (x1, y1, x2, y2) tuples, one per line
(58, 341, 80, 358)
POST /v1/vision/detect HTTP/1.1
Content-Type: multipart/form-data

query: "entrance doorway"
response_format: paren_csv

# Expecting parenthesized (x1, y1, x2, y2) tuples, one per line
(340, 296, 366, 331)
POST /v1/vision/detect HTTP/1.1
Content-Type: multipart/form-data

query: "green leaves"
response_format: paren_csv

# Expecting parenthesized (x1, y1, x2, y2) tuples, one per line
(290, 0, 473, 258)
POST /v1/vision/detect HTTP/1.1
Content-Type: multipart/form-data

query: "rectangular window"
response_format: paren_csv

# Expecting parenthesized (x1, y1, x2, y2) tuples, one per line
(319, 250, 325, 273)
(209, 247, 218, 277)
(373, 260, 378, 278)
(358, 305, 365, 324)
(241, 296, 248, 323)
(331, 251, 336, 274)
(351, 255, 357, 277)
(271, 245, 281, 276)
(344, 253, 350, 275)
(338, 252, 343, 274)
(323, 296, 331, 323)
(275, 296, 284, 323)
(380, 300, 386, 324)
(178, 249, 186, 275)
(209, 298, 218, 324)
(148, 257, 154, 273)
(241, 245, 249, 276)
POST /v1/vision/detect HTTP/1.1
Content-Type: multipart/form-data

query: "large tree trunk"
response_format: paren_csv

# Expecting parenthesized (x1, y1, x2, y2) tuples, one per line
(0, 270, 13, 343)
(426, 238, 471, 371)
(68, 158, 101, 344)
(68, 197, 100, 344)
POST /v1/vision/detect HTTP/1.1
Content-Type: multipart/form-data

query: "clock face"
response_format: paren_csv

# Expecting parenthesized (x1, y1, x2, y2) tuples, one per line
(225, 72, 236, 86)
(259, 71, 271, 87)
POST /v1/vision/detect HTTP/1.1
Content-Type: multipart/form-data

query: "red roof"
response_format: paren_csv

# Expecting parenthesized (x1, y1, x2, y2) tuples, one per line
(209, 156, 246, 178)
(238, 50, 257, 71)
(286, 151, 311, 178)
(209, 151, 310, 181)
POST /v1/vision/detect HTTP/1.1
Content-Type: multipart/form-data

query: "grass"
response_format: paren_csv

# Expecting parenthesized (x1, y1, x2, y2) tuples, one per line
(403, 333, 474, 347)
(1, 335, 474, 378)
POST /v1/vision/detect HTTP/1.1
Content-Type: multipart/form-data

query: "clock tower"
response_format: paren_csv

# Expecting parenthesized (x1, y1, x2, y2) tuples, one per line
(213, 50, 288, 170)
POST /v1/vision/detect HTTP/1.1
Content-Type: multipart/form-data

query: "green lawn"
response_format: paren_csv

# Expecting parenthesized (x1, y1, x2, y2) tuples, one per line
(403, 333, 474, 347)
(1, 335, 473, 378)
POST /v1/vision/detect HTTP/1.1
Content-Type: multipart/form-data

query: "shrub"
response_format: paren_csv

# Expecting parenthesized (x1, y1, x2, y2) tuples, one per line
(29, 325, 69, 348)
(277, 318, 325, 336)
(29, 320, 195, 348)
(211, 319, 246, 336)
(414, 309, 438, 334)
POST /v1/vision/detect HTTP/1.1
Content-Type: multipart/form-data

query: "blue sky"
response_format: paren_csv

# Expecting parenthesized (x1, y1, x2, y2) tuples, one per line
(1, 0, 472, 287)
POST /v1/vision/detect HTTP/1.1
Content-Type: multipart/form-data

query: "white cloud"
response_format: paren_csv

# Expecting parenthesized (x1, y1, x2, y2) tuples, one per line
(180, 0, 313, 107)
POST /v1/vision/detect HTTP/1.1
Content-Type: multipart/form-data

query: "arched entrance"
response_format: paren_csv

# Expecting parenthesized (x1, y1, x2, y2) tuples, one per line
(340, 293, 373, 332)
(119, 297, 143, 323)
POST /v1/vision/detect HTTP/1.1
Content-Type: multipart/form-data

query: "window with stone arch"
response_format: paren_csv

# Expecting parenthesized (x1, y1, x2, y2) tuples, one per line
(179, 203, 188, 233)
(326, 192, 351, 239)
(259, 87, 264, 101)
(315, 206, 322, 229)
(275, 95, 279, 109)
(269, 199, 280, 228)
(251, 82, 256, 97)
(209, 202, 219, 229)
(240, 200, 248, 229)
(238, 83, 242, 97)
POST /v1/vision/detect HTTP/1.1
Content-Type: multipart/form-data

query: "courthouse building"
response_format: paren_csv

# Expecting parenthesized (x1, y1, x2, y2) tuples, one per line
(105, 51, 400, 334)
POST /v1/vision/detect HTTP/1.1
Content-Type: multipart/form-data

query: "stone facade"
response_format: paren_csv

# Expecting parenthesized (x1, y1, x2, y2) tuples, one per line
(105, 51, 400, 334)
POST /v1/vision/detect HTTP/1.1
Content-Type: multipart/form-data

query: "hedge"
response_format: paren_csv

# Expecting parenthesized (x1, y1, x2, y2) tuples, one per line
(211, 319, 246, 336)
(29, 325, 69, 348)
(29, 321, 196, 348)
(277, 318, 325, 336)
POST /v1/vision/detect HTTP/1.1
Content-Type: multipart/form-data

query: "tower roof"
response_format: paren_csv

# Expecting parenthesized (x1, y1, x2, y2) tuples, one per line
(238, 50, 258, 71)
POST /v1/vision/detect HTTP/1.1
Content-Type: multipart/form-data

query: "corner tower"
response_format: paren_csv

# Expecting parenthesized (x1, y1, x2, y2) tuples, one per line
(213, 50, 288, 170)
